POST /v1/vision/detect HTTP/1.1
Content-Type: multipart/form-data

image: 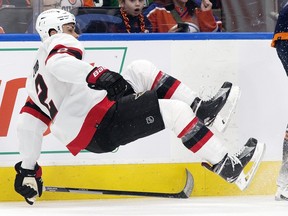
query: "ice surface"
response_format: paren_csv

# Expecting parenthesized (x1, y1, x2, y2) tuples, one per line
(0, 195, 288, 216)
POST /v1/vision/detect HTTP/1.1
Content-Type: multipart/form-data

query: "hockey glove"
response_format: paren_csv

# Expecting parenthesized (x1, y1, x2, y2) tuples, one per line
(14, 161, 43, 205)
(86, 66, 133, 100)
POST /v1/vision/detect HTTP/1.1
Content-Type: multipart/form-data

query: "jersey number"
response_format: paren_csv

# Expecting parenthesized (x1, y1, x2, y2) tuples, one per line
(35, 74, 58, 119)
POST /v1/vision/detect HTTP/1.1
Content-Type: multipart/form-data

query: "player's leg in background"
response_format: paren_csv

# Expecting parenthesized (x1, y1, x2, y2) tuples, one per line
(275, 124, 288, 201)
(273, 4, 288, 200)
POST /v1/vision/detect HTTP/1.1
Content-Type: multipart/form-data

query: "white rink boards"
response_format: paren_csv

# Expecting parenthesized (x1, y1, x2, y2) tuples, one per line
(0, 33, 285, 200)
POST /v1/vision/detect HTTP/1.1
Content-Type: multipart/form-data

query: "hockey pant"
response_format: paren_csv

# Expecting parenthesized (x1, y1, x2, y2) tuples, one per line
(86, 90, 228, 165)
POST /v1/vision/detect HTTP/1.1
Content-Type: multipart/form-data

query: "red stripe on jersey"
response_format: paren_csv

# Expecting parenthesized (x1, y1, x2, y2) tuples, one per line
(151, 71, 164, 90)
(66, 97, 115, 156)
(45, 44, 83, 64)
(20, 106, 51, 126)
(177, 117, 198, 138)
(190, 130, 213, 153)
(163, 79, 180, 99)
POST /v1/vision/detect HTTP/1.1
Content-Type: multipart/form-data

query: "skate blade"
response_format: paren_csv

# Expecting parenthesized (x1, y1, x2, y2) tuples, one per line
(275, 194, 288, 201)
(275, 186, 288, 201)
(235, 142, 266, 191)
(212, 86, 241, 133)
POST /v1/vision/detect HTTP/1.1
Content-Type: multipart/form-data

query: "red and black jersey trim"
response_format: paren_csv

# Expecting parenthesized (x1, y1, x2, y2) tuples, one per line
(151, 71, 180, 99)
(45, 44, 83, 64)
(20, 99, 51, 126)
(178, 117, 213, 153)
(66, 96, 115, 156)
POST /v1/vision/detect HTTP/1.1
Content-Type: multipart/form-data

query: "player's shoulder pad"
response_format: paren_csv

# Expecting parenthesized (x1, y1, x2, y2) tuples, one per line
(45, 33, 84, 54)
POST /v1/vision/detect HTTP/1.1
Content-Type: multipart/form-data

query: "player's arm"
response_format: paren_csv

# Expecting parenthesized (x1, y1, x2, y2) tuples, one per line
(47, 51, 132, 100)
(14, 99, 51, 205)
(195, 0, 218, 32)
(45, 38, 134, 100)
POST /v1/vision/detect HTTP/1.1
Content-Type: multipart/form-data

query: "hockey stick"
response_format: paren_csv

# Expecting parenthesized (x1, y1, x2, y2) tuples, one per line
(45, 168, 194, 199)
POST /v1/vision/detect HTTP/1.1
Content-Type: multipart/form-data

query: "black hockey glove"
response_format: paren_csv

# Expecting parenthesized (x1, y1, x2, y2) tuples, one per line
(14, 161, 43, 205)
(86, 66, 133, 101)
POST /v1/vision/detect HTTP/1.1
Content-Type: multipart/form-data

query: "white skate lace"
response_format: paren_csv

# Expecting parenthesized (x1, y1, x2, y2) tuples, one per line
(203, 86, 228, 103)
(227, 148, 244, 170)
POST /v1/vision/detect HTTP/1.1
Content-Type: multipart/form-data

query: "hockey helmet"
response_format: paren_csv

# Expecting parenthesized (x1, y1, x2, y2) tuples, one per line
(36, 9, 76, 41)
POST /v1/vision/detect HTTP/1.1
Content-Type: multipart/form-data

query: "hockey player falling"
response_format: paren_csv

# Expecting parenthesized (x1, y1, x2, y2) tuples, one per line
(14, 9, 265, 205)
(271, 1, 288, 201)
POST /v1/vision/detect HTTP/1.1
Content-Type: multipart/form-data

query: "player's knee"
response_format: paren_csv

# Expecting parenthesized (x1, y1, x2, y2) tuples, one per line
(124, 59, 159, 80)
(127, 59, 155, 71)
(17, 113, 48, 133)
(159, 99, 195, 134)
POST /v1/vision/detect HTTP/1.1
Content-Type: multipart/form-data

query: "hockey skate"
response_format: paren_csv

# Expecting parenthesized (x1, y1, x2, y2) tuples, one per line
(275, 186, 288, 201)
(202, 138, 265, 191)
(191, 82, 240, 133)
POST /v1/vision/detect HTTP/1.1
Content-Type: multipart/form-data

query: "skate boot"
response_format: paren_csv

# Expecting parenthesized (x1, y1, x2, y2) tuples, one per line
(202, 138, 265, 191)
(275, 186, 288, 201)
(191, 82, 240, 133)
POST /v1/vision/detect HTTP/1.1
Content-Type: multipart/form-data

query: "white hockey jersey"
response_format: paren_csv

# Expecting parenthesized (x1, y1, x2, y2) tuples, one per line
(18, 33, 114, 169)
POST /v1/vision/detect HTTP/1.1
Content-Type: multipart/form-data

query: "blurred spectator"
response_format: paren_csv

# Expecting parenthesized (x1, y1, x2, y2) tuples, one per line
(143, 0, 172, 16)
(111, 0, 152, 33)
(106, 0, 150, 7)
(0, 26, 5, 33)
(210, 0, 221, 9)
(0, 0, 31, 7)
(93, 0, 104, 7)
(145, 0, 222, 33)
(59, 0, 95, 11)
(29, 0, 95, 12)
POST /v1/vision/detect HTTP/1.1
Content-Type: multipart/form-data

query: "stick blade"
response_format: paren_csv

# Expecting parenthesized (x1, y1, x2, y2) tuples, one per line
(177, 168, 194, 198)
(44, 168, 194, 199)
